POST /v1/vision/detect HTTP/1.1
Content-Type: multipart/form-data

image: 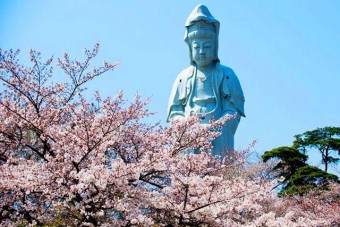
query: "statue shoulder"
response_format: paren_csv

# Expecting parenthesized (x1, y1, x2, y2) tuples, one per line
(217, 64, 238, 78)
(176, 66, 195, 82)
(169, 66, 194, 99)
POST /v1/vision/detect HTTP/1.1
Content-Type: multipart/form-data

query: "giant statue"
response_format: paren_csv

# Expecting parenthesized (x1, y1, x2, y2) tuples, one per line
(167, 4, 245, 159)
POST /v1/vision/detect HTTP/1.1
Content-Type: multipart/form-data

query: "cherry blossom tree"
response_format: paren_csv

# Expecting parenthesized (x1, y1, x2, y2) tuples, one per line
(0, 45, 338, 226)
(288, 183, 340, 226)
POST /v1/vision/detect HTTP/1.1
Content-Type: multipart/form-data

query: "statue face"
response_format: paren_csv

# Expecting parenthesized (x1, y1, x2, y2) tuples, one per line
(191, 38, 216, 67)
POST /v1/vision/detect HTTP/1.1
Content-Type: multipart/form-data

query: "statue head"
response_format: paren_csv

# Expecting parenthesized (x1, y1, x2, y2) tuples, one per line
(184, 4, 220, 65)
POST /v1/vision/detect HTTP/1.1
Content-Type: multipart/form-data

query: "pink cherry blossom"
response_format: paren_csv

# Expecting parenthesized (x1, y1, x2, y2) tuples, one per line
(0, 45, 339, 226)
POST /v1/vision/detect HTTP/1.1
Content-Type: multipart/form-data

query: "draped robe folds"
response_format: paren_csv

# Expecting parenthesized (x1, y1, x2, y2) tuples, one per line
(167, 63, 245, 158)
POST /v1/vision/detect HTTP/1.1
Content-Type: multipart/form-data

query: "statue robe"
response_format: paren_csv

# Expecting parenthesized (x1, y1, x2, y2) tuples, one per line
(167, 63, 245, 158)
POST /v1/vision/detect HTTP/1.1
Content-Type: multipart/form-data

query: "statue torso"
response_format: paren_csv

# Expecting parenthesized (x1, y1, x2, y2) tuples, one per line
(167, 64, 245, 123)
(191, 70, 216, 116)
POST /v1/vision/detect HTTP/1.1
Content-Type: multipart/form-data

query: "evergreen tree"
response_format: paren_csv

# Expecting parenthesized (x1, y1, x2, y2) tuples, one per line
(262, 146, 339, 196)
(294, 127, 340, 172)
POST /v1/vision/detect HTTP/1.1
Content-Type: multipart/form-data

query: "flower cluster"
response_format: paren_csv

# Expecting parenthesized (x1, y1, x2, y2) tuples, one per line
(0, 46, 338, 226)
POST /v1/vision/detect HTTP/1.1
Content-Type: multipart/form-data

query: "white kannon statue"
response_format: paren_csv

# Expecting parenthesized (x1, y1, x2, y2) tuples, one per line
(167, 4, 245, 159)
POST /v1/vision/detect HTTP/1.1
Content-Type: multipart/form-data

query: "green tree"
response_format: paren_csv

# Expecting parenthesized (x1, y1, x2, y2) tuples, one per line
(286, 165, 338, 195)
(262, 146, 339, 196)
(294, 127, 340, 172)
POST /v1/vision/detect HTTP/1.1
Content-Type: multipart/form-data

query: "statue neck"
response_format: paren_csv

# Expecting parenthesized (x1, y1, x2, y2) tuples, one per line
(195, 62, 214, 75)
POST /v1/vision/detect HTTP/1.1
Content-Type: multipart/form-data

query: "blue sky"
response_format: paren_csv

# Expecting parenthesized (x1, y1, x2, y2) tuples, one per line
(1, 0, 340, 171)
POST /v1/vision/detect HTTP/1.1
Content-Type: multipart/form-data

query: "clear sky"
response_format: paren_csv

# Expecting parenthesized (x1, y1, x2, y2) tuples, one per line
(1, 0, 340, 171)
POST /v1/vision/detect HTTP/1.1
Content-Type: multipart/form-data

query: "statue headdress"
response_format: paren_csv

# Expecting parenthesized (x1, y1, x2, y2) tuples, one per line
(184, 4, 220, 64)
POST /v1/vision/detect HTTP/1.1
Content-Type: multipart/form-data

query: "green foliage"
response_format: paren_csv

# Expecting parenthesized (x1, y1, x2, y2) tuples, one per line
(283, 165, 339, 196)
(262, 146, 339, 196)
(294, 127, 340, 172)
(262, 146, 307, 168)
(262, 146, 307, 181)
